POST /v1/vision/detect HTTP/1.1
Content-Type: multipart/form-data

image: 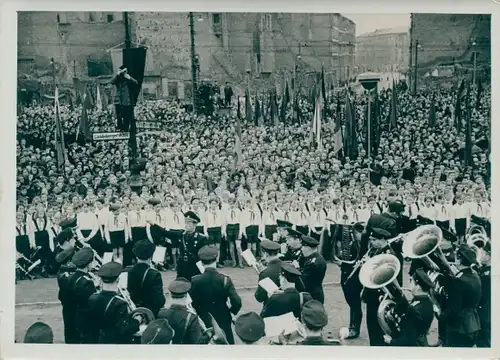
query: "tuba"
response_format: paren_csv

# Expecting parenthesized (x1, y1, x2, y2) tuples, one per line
(330, 216, 364, 264)
(466, 225, 490, 253)
(402, 225, 458, 306)
(359, 253, 409, 337)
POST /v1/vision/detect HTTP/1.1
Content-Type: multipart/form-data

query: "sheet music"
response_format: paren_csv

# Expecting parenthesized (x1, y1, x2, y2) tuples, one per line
(263, 312, 298, 337)
(152, 246, 166, 263)
(258, 277, 279, 296)
(102, 252, 113, 264)
(118, 271, 128, 288)
(196, 261, 205, 273)
(241, 249, 257, 266)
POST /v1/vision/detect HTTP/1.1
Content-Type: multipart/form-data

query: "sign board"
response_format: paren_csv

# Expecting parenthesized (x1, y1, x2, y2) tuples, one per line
(136, 120, 163, 131)
(93, 132, 130, 141)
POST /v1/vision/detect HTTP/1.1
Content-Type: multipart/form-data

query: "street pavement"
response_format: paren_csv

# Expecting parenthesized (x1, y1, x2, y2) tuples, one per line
(15, 262, 438, 345)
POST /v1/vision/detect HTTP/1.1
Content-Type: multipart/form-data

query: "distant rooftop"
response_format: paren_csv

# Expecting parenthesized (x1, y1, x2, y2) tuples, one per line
(358, 26, 409, 37)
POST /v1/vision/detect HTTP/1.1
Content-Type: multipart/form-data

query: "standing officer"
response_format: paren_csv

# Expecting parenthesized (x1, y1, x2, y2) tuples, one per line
(55, 243, 77, 344)
(279, 227, 303, 263)
(338, 222, 365, 340)
(66, 247, 98, 344)
(299, 235, 327, 304)
(158, 278, 209, 344)
(441, 244, 482, 347)
(127, 240, 166, 317)
(190, 245, 242, 344)
(87, 262, 141, 344)
(150, 211, 209, 281)
(255, 239, 282, 305)
(261, 262, 312, 319)
(383, 268, 435, 347)
(276, 220, 294, 244)
(111, 65, 138, 132)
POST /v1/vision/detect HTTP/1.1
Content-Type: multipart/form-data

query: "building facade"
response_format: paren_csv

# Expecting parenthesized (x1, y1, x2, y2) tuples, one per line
(355, 27, 410, 74)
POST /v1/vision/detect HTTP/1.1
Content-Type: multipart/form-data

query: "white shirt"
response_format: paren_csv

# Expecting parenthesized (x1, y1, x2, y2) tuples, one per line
(31, 216, 51, 232)
(105, 212, 128, 232)
(403, 203, 420, 220)
(281, 210, 293, 223)
(470, 202, 488, 218)
(326, 207, 342, 223)
(204, 209, 224, 228)
(356, 207, 371, 223)
(262, 209, 279, 226)
(241, 208, 262, 227)
(96, 208, 110, 226)
(293, 209, 310, 226)
(435, 203, 454, 222)
(225, 207, 243, 225)
(77, 211, 99, 230)
(127, 209, 147, 227)
(309, 209, 326, 228)
(167, 210, 185, 230)
(453, 203, 471, 220)
(419, 206, 437, 222)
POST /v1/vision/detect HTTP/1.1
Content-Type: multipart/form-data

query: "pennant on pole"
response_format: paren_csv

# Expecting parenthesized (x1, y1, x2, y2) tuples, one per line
(54, 87, 67, 173)
(96, 84, 103, 112)
(233, 113, 243, 170)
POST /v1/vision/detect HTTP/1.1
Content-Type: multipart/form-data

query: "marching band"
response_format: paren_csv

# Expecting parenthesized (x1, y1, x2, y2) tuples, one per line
(16, 193, 491, 347)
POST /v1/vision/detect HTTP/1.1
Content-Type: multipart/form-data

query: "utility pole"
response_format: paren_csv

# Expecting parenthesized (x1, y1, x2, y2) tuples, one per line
(189, 12, 198, 113)
(472, 39, 477, 86)
(408, 14, 413, 91)
(124, 12, 131, 49)
(51, 58, 56, 90)
(123, 11, 137, 158)
(413, 40, 420, 95)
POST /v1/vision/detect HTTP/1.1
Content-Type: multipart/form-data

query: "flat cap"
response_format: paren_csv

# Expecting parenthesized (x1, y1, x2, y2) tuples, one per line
(132, 240, 156, 260)
(301, 235, 319, 247)
(55, 229, 74, 246)
(235, 312, 265, 343)
(301, 300, 328, 329)
(141, 319, 175, 344)
(59, 217, 77, 230)
(55, 248, 75, 264)
(457, 244, 477, 266)
(198, 245, 218, 262)
(98, 261, 123, 282)
(148, 198, 161, 206)
(184, 211, 200, 223)
(388, 200, 405, 213)
(23, 322, 53, 343)
(72, 247, 94, 268)
(168, 277, 191, 298)
(352, 222, 365, 232)
(260, 239, 281, 252)
(285, 227, 303, 238)
(372, 227, 392, 240)
(412, 268, 434, 291)
(281, 261, 302, 277)
(276, 219, 293, 228)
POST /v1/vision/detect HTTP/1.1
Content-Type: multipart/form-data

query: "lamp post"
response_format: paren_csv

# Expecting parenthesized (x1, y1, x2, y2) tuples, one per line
(472, 38, 477, 86)
(358, 72, 381, 164)
(413, 40, 421, 95)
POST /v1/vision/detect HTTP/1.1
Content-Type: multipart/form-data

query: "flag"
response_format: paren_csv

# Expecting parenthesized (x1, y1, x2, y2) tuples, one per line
(310, 94, 322, 150)
(293, 92, 300, 125)
(476, 78, 483, 110)
(271, 90, 278, 126)
(321, 66, 328, 118)
(345, 91, 357, 159)
(333, 95, 343, 154)
(254, 96, 261, 126)
(76, 92, 92, 143)
(454, 79, 465, 132)
(465, 82, 473, 166)
(245, 89, 252, 122)
(372, 91, 380, 155)
(429, 94, 436, 127)
(233, 112, 243, 170)
(237, 96, 242, 120)
(280, 84, 287, 124)
(96, 84, 102, 112)
(54, 87, 67, 173)
(388, 80, 397, 131)
(72, 77, 85, 105)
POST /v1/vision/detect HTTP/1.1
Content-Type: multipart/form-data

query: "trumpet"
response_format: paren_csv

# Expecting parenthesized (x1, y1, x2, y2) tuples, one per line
(466, 224, 490, 255)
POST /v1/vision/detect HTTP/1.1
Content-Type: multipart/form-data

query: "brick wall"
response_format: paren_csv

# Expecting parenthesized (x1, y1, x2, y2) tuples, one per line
(411, 14, 491, 75)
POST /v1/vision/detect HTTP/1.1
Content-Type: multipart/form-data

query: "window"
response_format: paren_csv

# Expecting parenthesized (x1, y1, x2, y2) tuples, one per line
(212, 13, 221, 24)
(88, 12, 95, 22)
(107, 14, 114, 23)
(168, 81, 179, 99)
(212, 13, 222, 38)
(57, 13, 68, 24)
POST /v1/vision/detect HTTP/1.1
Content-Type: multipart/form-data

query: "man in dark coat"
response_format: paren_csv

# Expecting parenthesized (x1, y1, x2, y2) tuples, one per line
(299, 235, 327, 304)
(190, 245, 242, 344)
(254, 239, 282, 305)
(111, 65, 138, 132)
(224, 82, 234, 107)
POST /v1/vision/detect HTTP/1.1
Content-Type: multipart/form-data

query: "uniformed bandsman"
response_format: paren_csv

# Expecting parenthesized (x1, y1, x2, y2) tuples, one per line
(23, 322, 54, 344)
(157, 278, 209, 344)
(127, 240, 166, 317)
(104, 203, 129, 263)
(87, 262, 141, 344)
(384, 268, 435, 346)
(279, 228, 303, 264)
(476, 250, 491, 348)
(255, 239, 282, 305)
(441, 244, 482, 347)
(261, 262, 312, 319)
(276, 219, 293, 245)
(234, 312, 266, 345)
(299, 235, 327, 304)
(190, 245, 242, 344)
(67, 247, 98, 343)
(224, 198, 244, 268)
(203, 199, 225, 268)
(140, 319, 175, 344)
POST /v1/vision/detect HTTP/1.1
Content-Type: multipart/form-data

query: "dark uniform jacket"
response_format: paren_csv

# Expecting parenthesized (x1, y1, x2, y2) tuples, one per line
(154, 227, 209, 280)
(255, 258, 281, 304)
(280, 247, 302, 262)
(127, 263, 165, 317)
(111, 73, 138, 106)
(441, 268, 482, 335)
(67, 269, 98, 343)
(260, 287, 312, 319)
(190, 268, 242, 343)
(297, 336, 341, 346)
(158, 304, 209, 344)
(88, 290, 140, 344)
(57, 261, 76, 305)
(389, 295, 434, 347)
(300, 252, 327, 304)
(478, 266, 491, 323)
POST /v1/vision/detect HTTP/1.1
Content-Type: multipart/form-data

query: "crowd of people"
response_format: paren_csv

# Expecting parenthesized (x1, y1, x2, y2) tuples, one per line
(16, 73, 491, 346)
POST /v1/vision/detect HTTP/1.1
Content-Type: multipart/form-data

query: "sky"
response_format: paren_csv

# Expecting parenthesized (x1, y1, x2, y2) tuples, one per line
(342, 13, 411, 36)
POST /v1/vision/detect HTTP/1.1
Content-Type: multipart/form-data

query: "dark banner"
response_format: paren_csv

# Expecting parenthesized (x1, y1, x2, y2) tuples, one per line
(122, 47, 147, 104)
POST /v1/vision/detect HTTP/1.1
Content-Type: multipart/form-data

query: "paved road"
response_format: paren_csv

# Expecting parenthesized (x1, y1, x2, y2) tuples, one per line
(15, 262, 438, 345)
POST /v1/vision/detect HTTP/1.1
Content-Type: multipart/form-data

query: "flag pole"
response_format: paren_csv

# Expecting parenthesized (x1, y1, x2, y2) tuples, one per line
(367, 89, 371, 166)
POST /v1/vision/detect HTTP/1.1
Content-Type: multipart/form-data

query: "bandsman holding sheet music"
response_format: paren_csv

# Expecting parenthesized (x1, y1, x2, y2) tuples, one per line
(190, 245, 242, 344)
(254, 239, 283, 305)
(299, 235, 327, 304)
(261, 262, 312, 319)
(127, 240, 166, 317)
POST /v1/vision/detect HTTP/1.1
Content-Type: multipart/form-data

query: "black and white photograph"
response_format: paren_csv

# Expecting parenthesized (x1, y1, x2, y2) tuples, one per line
(1, 2, 497, 357)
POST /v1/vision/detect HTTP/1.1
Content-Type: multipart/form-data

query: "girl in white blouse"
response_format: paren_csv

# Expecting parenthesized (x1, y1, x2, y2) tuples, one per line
(452, 194, 470, 241)
(419, 196, 437, 223)
(104, 203, 129, 262)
